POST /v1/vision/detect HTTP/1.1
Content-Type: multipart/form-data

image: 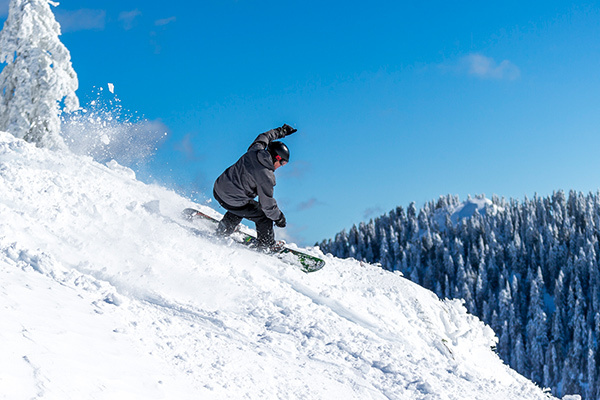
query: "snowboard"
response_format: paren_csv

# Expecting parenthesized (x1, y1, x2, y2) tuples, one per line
(182, 208, 325, 273)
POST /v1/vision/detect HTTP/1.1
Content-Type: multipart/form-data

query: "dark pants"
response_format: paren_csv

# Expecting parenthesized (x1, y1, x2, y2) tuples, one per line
(213, 190, 274, 247)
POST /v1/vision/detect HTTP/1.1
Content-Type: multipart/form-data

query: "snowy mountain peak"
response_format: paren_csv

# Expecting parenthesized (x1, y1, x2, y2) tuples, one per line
(0, 132, 559, 399)
(449, 195, 502, 224)
(429, 195, 504, 230)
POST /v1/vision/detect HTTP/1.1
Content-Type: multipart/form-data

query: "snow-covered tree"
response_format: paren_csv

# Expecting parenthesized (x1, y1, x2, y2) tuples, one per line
(526, 268, 548, 383)
(0, 0, 79, 149)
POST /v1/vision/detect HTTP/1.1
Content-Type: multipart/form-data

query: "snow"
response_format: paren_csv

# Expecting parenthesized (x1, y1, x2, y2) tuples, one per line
(0, 131, 560, 399)
(433, 195, 504, 230)
(449, 196, 506, 224)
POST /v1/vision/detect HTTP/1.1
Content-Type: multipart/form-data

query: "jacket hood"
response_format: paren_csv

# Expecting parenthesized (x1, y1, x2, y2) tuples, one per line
(256, 149, 275, 170)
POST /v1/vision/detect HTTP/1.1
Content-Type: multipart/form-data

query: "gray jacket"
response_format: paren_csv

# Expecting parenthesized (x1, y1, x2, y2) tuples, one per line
(213, 128, 287, 221)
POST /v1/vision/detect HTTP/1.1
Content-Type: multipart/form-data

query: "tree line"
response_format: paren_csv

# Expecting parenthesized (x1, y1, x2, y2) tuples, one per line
(319, 191, 600, 399)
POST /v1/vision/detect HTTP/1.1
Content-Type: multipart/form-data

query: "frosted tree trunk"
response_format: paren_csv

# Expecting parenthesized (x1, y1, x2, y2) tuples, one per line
(0, 0, 79, 150)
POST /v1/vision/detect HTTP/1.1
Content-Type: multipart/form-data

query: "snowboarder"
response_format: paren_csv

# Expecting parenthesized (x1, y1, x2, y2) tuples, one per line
(213, 124, 297, 251)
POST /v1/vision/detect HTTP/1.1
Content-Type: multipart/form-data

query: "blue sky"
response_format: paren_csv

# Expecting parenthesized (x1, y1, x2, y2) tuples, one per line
(3, 0, 600, 245)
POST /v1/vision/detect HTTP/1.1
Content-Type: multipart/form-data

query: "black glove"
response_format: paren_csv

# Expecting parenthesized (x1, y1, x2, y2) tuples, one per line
(281, 124, 297, 136)
(275, 213, 287, 228)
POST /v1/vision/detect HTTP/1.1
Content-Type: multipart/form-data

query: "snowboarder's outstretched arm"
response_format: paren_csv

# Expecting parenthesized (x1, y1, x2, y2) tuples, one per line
(248, 124, 296, 151)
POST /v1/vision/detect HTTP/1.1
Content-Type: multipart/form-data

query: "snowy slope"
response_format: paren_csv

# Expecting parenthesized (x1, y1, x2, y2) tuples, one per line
(0, 131, 559, 400)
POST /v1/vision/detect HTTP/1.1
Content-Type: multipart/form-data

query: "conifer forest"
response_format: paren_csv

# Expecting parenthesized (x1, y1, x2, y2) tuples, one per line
(319, 191, 600, 399)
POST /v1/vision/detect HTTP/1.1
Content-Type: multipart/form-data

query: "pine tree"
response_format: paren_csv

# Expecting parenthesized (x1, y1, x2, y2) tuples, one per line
(513, 334, 526, 375)
(544, 343, 558, 391)
(569, 277, 587, 381)
(526, 268, 548, 383)
(586, 330, 597, 399)
(0, 0, 79, 149)
(378, 227, 391, 269)
(348, 225, 359, 259)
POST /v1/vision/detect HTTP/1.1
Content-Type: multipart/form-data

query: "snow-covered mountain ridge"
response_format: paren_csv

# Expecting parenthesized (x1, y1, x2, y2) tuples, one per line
(0, 132, 562, 399)
(429, 195, 504, 229)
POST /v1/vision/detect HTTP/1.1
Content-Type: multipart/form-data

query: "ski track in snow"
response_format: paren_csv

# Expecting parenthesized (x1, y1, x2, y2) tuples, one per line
(0, 132, 561, 400)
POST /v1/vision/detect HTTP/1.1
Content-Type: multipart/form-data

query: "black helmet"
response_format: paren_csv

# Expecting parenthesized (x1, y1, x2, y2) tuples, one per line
(267, 141, 290, 163)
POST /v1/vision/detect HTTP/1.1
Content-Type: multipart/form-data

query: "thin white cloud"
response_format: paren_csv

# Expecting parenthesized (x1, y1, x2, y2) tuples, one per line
(119, 9, 141, 30)
(149, 16, 176, 54)
(460, 53, 521, 81)
(296, 198, 325, 212)
(174, 134, 204, 162)
(280, 160, 311, 179)
(155, 16, 176, 26)
(363, 206, 384, 220)
(55, 9, 106, 32)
